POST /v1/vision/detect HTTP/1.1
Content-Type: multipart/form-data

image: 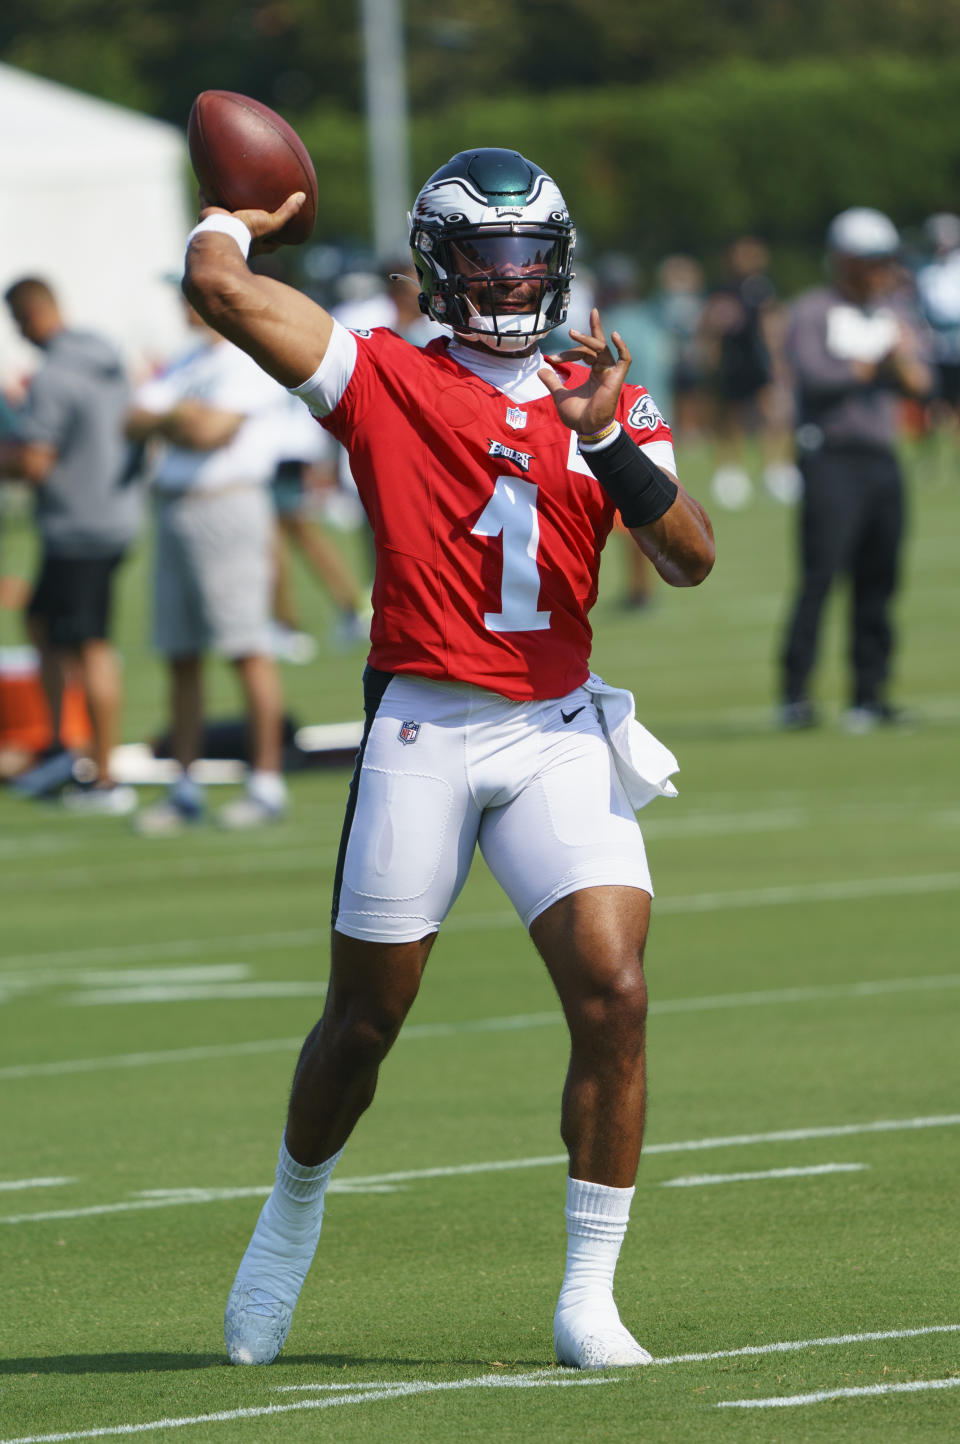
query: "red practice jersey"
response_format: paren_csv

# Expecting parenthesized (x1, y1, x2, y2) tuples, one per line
(315, 328, 673, 700)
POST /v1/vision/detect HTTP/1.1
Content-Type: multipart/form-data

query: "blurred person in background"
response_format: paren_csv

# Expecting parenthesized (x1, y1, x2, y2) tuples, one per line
(267, 388, 370, 662)
(126, 300, 291, 833)
(383, 261, 449, 346)
(650, 254, 707, 442)
(914, 213, 960, 438)
(778, 208, 933, 733)
(0, 385, 29, 611)
(0, 277, 142, 813)
(595, 254, 673, 608)
(699, 236, 797, 508)
(331, 260, 447, 344)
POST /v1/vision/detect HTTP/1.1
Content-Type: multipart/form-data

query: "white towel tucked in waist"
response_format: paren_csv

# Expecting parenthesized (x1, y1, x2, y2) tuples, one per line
(584, 672, 679, 810)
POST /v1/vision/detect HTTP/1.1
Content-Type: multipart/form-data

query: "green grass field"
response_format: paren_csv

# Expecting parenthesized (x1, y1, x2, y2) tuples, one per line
(1, 443, 958, 1442)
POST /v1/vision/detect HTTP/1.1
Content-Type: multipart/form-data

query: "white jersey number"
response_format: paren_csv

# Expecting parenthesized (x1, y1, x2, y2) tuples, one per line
(471, 476, 552, 632)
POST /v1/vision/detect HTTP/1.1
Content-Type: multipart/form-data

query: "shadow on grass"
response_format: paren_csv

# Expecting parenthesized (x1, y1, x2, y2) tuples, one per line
(0, 1353, 224, 1375)
(0, 1351, 546, 1375)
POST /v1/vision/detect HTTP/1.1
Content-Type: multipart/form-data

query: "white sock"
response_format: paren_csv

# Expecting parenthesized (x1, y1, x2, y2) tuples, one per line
(234, 1139, 342, 1303)
(225, 1139, 344, 1364)
(558, 1176, 633, 1314)
(247, 770, 287, 810)
(554, 1176, 651, 1367)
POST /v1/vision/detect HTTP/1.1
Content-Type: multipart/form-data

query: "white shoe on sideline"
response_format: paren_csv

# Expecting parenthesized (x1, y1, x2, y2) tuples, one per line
(61, 782, 137, 816)
(134, 794, 204, 837)
(267, 623, 318, 665)
(331, 608, 372, 652)
(709, 466, 753, 511)
(218, 794, 286, 830)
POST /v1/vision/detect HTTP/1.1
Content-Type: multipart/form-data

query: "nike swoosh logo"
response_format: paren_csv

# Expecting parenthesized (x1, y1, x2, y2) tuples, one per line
(561, 706, 585, 724)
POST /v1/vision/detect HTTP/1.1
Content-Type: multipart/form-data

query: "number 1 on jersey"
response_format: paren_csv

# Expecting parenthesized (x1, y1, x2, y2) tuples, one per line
(471, 476, 552, 632)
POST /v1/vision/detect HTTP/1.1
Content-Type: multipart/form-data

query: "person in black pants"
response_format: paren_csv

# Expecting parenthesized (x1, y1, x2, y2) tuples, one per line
(778, 209, 933, 731)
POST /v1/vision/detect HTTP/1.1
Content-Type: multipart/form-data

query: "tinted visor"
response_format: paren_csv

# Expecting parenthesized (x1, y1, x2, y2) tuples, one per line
(451, 233, 564, 281)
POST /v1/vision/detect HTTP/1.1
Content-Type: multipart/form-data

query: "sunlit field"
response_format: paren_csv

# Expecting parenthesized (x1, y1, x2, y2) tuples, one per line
(1, 439, 958, 1442)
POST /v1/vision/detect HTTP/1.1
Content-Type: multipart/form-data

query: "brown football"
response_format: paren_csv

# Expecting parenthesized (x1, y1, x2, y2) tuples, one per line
(187, 90, 318, 246)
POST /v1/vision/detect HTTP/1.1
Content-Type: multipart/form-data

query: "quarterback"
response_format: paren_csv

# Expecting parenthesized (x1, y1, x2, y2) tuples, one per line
(182, 148, 715, 1369)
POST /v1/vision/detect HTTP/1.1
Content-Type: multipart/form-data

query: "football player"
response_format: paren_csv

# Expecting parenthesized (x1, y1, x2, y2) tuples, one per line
(183, 148, 715, 1370)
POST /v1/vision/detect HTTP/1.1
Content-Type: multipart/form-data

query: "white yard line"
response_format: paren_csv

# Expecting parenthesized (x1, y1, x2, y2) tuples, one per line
(1, 1325, 958, 1442)
(654, 871, 960, 915)
(67, 982, 327, 1006)
(717, 1377, 960, 1409)
(0, 931, 325, 974)
(652, 973, 960, 1014)
(0, 847, 341, 893)
(0, 1371, 616, 1443)
(660, 1163, 867, 1187)
(652, 1321, 960, 1366)
(0, 1177, 73, 1193)
(2, 869, 958, 978)
(3, 971, 958, 1074)
(2, 1115, 958, 1225)
(0, 1038, 306, 1082)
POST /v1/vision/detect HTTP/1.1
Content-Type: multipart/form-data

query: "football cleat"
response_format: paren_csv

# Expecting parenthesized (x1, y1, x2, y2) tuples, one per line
(554, 1297, 653, 1369)
(224, 1283, 294, 1366)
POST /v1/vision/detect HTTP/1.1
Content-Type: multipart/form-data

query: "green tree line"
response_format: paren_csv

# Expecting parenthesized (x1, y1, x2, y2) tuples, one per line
(4, 5, 960, 279)
(4, 0, 960, 124)
(296, 55, 960, 284)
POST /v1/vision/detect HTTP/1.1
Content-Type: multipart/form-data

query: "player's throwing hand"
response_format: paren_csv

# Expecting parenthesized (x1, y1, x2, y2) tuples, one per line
(197, 192, 306, 253)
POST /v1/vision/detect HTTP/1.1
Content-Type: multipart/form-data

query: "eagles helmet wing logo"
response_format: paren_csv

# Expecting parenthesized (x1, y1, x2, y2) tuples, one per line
(627, 393, 665, 432)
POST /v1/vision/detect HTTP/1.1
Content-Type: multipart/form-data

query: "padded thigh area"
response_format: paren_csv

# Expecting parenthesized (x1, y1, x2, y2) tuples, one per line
(333, 674, 651, 943)
(342, 766, 456, 903)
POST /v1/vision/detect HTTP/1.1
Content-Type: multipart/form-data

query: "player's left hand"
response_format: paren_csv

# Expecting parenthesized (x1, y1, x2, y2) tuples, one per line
(538, 309, 631, 436)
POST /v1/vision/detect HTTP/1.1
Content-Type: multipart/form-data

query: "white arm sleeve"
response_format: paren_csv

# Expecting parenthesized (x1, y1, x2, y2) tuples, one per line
(288, 320, 358, 417)
(640, 439, 677, 474)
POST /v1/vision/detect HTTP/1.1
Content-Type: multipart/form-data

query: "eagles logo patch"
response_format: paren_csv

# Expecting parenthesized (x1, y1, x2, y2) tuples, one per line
(627, 393, 664, 432)
(488, 439, 533, 473)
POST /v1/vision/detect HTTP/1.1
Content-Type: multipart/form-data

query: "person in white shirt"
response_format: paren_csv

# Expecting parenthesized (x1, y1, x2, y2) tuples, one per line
(127, 302, 290, 832)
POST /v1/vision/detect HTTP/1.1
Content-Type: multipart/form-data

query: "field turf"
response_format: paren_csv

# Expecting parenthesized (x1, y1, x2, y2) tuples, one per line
(1, 442, 958, 1442)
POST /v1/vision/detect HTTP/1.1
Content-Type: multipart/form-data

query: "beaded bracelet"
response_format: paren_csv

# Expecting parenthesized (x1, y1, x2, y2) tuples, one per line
(577, 420, 620, 447)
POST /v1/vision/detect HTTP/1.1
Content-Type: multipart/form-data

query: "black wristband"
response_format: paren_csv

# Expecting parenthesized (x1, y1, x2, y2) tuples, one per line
(580, 426, 679, 528)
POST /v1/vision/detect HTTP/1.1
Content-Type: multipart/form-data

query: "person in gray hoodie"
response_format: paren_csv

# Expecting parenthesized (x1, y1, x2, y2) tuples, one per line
(778, 211, 933, 732)
(0, 277, 142, 811)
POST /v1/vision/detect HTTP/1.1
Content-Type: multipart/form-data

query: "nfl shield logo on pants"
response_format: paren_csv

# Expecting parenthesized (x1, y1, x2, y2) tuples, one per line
(398, 720, 420, 745)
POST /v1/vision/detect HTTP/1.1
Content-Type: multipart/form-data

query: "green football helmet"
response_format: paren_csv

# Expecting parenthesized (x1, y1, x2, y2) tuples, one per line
(408, 148, 576, 352)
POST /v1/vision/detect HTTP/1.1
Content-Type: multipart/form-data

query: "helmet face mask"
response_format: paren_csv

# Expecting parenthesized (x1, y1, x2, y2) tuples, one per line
(409, 149, 576, 352)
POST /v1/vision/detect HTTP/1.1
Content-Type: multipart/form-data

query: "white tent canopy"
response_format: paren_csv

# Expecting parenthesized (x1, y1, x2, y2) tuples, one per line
(0, 63, 193, 384)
